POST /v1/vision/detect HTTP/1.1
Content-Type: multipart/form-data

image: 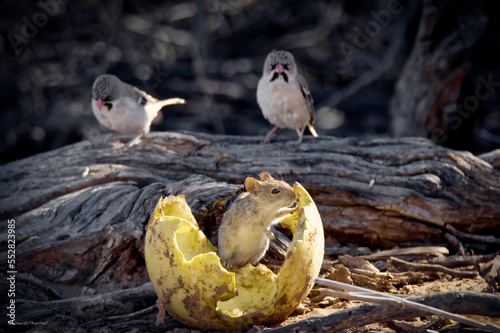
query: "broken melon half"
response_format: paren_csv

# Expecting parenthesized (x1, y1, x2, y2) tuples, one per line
(145, 182, 324, 331)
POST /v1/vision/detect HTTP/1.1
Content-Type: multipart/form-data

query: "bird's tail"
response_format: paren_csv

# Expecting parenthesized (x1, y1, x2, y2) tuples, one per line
(308, 124, 318, 137)
(158, 98, 186, 108)
(146, 97, 186, 119)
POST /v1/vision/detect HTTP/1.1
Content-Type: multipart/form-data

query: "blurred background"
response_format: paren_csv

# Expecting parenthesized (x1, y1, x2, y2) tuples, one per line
(1, 0, 499, 164)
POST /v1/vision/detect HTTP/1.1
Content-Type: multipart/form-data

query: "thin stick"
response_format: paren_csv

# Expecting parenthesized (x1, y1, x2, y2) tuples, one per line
(318, 289, 405, 307)
(446, 224, 500, 244)
(360, 246, 449, 261)
(314, 278, 500, 332)
(391, 320, 439, 333)
(426, 252, 498, 268)
(348, 268, 392, 279)
(389, 257, 478, 279)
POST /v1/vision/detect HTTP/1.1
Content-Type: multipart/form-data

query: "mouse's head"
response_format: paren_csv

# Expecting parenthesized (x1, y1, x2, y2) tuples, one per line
(244, 172, 297, 213)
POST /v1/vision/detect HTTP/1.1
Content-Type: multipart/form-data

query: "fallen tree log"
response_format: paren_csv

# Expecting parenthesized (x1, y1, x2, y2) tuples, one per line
(0, 132, 499, 330)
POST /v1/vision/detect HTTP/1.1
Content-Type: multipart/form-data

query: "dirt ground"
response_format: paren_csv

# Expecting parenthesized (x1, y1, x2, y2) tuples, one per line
(277, 277, 499, 332)
(163, 276, 499, 332)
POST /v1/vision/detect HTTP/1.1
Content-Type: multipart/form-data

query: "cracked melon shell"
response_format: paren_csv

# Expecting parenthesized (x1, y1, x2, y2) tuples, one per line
(145, 182, 324, 331)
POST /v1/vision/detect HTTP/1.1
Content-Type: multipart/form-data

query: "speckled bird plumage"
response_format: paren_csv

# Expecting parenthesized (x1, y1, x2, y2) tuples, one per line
(91, 74, 185, 147)
(257, 50, 318, 144)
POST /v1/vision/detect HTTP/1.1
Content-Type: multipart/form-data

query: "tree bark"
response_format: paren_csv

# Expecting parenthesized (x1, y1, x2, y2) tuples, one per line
(389, 0, 489, 145)
(1, 132, 499, 329)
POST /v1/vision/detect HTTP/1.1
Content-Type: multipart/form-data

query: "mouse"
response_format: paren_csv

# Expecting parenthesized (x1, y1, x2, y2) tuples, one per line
(217, 172, 298, 269)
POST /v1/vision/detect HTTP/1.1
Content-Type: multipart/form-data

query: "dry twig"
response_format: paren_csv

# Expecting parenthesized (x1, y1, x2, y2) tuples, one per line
(313, 278, 500, 332)
(426, 253, 498, 268)
(390, 320, 439, 333)
(446, 224, 500, 244)
(389, 257, 479, 279)
(360, 246, 449, 261)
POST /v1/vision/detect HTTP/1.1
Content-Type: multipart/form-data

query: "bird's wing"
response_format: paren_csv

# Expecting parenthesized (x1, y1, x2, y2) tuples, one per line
(132, 86, 165, 118)
(133, 87, 159, 105)
(297, 74, 315, 125)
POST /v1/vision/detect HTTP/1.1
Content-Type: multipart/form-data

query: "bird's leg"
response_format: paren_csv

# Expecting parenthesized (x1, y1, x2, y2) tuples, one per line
(264, 126, 279, 143)
(125, 133, 144, 148)
(92, 132, 118, 148)
(105, 132, 122, 143)
(286, 126, 306, 145)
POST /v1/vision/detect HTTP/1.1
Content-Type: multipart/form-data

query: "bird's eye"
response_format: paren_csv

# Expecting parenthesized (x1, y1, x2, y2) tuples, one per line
(272, 189, 280, 194)
(270, 64, 276, 70)
(284, 64, 289, 70)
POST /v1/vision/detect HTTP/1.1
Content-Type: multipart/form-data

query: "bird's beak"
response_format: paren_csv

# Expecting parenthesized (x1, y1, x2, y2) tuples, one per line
(96, 98, 104, 110)
(275, 63, 285, 74)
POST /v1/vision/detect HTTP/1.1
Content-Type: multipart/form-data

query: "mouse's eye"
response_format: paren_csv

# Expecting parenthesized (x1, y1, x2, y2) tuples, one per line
(272, 189, 280, 194)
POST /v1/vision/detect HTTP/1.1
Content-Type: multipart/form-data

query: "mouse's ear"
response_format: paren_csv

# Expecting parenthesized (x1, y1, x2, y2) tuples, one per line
(244, 177, 261, 194)
(258, 172, 273, 181)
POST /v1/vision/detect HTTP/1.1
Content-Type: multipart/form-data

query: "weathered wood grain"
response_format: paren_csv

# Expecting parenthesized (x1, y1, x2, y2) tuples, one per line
(0, 132, 499, 332)
(389, 0, 489, 147)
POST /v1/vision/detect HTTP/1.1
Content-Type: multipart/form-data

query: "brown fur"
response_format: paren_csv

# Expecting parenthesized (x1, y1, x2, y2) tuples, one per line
(217, 172, 297, 268)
